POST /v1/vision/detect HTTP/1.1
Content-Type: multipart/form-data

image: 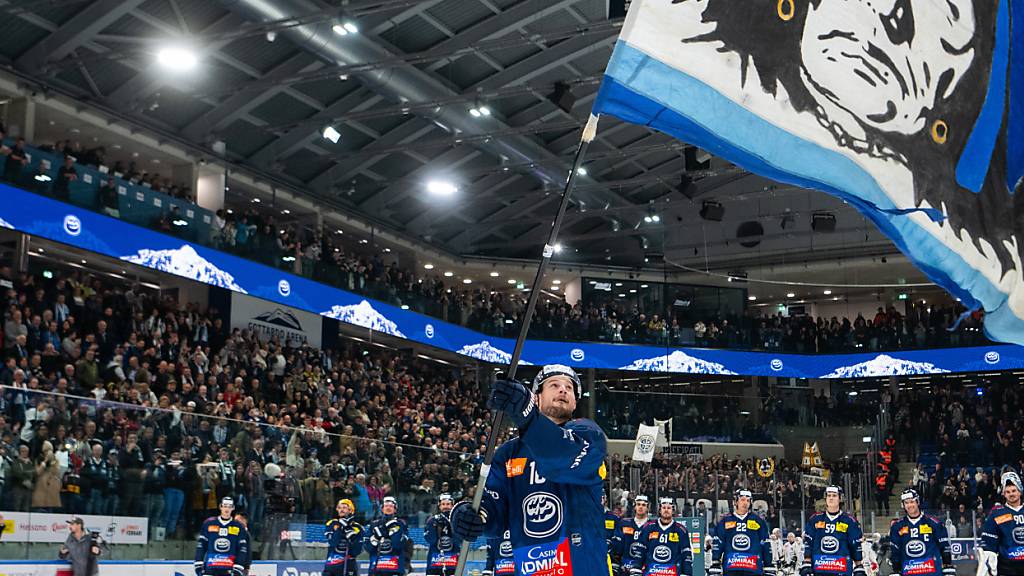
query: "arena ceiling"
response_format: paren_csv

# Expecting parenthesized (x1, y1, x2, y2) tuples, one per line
(0, 0, 901, 270)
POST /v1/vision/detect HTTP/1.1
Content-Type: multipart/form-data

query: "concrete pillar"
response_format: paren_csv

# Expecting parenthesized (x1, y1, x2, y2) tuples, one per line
(196, 165, 225, 212)
(5, 97, 35, 141)
(15, 233, 30, 273)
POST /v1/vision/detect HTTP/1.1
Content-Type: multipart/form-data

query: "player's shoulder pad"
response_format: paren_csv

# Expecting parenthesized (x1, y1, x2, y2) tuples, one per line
(566, 417, 606, 435)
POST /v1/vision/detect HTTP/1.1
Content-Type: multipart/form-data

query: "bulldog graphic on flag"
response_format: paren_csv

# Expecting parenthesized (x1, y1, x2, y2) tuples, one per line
(594, 0, 1024, 344)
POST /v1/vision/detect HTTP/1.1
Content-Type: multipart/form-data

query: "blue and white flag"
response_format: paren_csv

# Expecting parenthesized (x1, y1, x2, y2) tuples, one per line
(594, 0, 1024, 345)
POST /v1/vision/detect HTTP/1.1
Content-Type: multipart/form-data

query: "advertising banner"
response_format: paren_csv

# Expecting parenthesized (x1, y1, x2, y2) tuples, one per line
(3, 183, 1022, 378)
(230, 292, 323, 348)
(0, 511, 148, 545)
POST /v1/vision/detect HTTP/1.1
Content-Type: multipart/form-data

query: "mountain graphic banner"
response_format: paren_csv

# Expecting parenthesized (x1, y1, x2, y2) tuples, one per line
(593, 0, 1024, 345)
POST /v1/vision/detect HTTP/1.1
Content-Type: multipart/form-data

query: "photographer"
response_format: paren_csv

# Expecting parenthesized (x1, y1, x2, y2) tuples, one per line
(59, 517, 105, 576)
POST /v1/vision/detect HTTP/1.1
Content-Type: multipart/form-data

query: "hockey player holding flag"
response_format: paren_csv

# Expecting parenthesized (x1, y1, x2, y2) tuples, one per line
(801, 486, 865, 576)
(709, 489, 773, 576)
(324, 499, 362, 576)
(195, 498, 250, 576)
(449, 364, 611, 576)
(632, 498, 692, 576)
(621, 496, 653, 576)
(425, 493, 461, 575)
(888, 489, 953, 576)
(978, 471, 1024, 576)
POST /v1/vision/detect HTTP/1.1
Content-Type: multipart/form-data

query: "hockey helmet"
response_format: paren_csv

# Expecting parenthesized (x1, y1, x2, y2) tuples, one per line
(532, 365, 581, 399)
(825, 485, 843, 499)
(220, 497, 235, 509)
(634, 495, 650, 504)
(900, 489, 920, 504)
(658, 497, 675, 509)
(1002, 471, 1023, 492)
(733, 489, 752, 501)
(438, 493, 454, 503)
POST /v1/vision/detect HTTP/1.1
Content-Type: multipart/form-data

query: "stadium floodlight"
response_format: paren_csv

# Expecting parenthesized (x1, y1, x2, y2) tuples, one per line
(343, 22, 358, 34)
(424, 264, 434, 270)
(576, 166, 587, 176)
(427, 180, 458, 196)
(156, 47, 198, 71)
(490, 271, 500, 277)
(553, 243, 564, 253)
(786, 292, 795, 298)
(332, 24, 349, 36)
(322, 126, 341, 144)
(823, 289, 833, 295)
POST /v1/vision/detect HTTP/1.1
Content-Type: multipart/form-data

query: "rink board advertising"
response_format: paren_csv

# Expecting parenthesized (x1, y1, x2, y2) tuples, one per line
(5, 182, 1024, 378)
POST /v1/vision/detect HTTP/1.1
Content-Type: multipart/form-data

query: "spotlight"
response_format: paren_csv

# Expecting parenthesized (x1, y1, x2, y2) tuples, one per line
(444, 271, 453, 277)
(748, 295, 757, 301)
(576, 167, 587, 176)
(322, 126, 341, 143)
(470, 104, 491, 117)
(424, 264, 434, 270)
(266, 31, 277, 42)
(786, 293, 795, 298)
(427, 180, 458, 196)
(489, 271, 500, 277)
(156, 47, 198, 71)
(823, 290, 832, 295)
(553, 243, 564, 253)
(332, 23, 356, 36)
(507, 279, 516, 285)
(343, 21, 358, 34)
(463, 278, 472, 284)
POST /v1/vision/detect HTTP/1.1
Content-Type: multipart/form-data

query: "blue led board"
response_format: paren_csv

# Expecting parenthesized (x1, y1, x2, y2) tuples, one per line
(4, 183, 1022, 378)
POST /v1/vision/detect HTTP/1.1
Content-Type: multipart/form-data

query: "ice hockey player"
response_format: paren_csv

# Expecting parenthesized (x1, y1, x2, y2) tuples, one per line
(605, 494, 624, 574)
(195, 497, 249, 576)
(978, 471, 1024, 576)
(801, 486, 864, 576)
(621, 495, 653, 575)
(449, 364, 611, 576)
(368, 496, 409, 576)
(324, 499, 363, 576)
(632, 497, 692, 576)
(425, 493, 460, 575)
(709, 489, 774, 576)
(483, 530, 515, 576)
(887, 489, 952, 576)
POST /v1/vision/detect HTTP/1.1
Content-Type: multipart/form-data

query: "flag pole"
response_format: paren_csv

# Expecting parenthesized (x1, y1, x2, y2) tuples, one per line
(453, 113, 601, 576)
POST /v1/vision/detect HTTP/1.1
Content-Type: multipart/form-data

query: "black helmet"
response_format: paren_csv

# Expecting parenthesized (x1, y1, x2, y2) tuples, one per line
(532, 364, 581, 399)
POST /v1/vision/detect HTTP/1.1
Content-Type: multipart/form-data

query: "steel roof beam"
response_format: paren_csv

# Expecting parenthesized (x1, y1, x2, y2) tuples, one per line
(14, 0, 147, 70)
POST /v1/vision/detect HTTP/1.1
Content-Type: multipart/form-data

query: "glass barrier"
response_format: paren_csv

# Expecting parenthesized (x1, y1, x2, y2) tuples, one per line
(0, 140, 993, 356)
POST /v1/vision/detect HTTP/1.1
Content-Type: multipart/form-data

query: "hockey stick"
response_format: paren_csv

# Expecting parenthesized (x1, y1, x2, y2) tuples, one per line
(452, 114, 601, 576)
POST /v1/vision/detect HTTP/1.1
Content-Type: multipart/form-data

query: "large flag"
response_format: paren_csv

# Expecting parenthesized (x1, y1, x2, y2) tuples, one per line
(633, 423, 661, 462)
(593, 0, 1024, 345)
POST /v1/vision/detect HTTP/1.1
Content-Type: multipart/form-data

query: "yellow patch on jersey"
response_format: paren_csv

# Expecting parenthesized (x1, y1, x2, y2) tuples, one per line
(747, 520, 761, 530)
(996, 514, 1014, 524)
(815, 521, 826, 529)
(725, 521, 736, 529)
(920, 524, 932, 534)
(650, 532, 660, 540)
(899, 527, 909, 536)
(623, 527, 635, 535)
(599, 462, 607, 480)
(669, 533, 680, 542)
(606, 520, 617, 530)
(506, 458, 527, 477)
(836, 522, 848, 533)
(207, 525, 220, 533)
(228, 526, 240, 535)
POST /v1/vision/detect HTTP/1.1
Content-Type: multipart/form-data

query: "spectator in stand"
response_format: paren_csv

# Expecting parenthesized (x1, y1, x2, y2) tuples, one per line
(54, 155, 78, 202)
(98, 177, 119, 218)
(3, 137, 28, 183)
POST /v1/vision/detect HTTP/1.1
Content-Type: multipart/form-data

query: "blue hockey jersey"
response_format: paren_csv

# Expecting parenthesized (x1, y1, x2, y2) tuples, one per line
(606, 510, 623, 561)
(425, 512, 462, 573)
(636, 519, 692, 576)
(980, 504, 1024, 574)
(803, 512, 863, 575)
(195, 516, 250, 576)
(486, 530, 515, 576)
(888, 514, 950, 576)
(368, 515, 409, 575)
(711, 512, 772, 574)
(620, 515, 654, 573)
(480, 415, 610, 576)
(324, 516, 363, 571)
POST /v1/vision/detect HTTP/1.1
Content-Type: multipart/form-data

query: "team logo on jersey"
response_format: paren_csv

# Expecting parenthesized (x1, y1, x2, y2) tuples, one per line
(378, 539, 393, 553)
(439, 536, 453, 550)
(523, 492, 562, 538)
(425, 324, 435, 339)
(1013, 526, 1024, 545)
(570, 348, 585, 362)
(63, 215, 82, 236)
(214, 538, 231, 552)
(732, 534, 751, 551)
(500, 540, 513, 556)
(905, 540, 926, 558)
(653, 545, 672, 563)
(821, 536, 840, 554)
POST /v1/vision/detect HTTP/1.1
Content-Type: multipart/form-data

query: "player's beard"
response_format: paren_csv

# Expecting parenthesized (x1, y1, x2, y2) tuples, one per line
(540, 402, 573, 423)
